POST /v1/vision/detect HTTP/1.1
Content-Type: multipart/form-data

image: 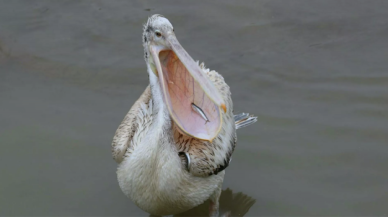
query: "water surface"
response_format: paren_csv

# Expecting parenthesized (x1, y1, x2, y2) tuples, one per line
(1, 0, 388, 215)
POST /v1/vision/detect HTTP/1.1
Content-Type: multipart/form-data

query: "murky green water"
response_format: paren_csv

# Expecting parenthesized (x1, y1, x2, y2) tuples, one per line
(1, 0, 388, 216)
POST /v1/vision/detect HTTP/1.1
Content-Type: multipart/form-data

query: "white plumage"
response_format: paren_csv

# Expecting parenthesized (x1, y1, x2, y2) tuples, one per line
(112, 15, 256, 216)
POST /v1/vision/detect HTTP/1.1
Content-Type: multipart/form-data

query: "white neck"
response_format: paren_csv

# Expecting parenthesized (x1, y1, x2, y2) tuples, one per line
(146, 65, 172, 151)
(148, 65, 169, 119)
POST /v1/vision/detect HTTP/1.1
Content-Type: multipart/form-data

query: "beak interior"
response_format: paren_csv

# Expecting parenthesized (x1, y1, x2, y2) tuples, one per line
(156, 48, 223, 141)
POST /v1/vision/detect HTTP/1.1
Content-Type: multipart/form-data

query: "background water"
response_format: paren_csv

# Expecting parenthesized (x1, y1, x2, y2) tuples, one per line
(1, 0, 388, 216)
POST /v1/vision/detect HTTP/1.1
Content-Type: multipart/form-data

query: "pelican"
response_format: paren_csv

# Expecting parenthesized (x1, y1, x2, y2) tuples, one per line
(112, 15, 257, 216)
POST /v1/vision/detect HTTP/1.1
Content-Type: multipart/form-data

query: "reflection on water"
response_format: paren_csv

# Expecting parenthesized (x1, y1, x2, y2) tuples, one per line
(176, 189, 255, 217)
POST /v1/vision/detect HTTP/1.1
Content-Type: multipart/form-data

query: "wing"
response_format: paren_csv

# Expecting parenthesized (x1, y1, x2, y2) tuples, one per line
(111, 86, 151, 163)
(174, 63, 237, 177)
(234, 113, 257, 129)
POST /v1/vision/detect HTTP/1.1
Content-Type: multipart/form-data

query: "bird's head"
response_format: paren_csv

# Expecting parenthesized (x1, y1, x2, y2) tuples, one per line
(142, 15, 226, 141)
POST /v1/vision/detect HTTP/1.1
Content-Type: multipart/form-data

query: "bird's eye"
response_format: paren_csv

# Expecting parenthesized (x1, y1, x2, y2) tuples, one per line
(155, 31, 162, 37)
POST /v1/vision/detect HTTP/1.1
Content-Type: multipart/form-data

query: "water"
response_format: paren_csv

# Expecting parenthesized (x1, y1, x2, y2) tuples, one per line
(1, 0, 388, 215)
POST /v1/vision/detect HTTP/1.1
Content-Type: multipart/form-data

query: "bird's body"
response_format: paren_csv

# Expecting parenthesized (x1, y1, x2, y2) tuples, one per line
(116, 85, 226, 215)
(112, 15, 256, 216)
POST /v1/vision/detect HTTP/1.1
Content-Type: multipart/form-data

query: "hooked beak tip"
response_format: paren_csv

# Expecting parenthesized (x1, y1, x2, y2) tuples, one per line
(221, 103, 227, 113)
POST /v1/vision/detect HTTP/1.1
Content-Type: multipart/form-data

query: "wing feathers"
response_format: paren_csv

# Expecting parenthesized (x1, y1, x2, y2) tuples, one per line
(111, 86, 151, 163)
(234, 113, 257, 129)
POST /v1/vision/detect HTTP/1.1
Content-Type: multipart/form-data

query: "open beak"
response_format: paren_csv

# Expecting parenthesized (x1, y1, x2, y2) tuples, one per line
(149, 33, 225, 141)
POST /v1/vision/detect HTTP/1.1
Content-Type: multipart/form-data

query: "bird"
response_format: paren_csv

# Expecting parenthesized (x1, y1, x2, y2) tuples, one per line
(111, 14, 257, 216)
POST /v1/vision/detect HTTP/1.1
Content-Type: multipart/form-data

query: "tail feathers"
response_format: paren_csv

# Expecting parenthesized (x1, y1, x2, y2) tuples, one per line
(234, 113, 257, 130)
